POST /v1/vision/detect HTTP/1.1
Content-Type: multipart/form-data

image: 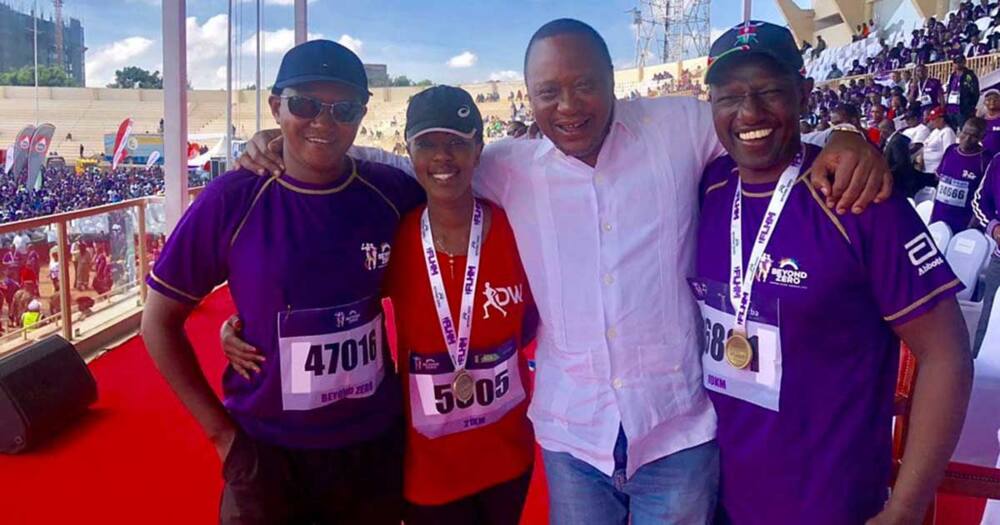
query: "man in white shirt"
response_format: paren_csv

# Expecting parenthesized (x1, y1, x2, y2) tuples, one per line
(901, 110, 931, 145)
(12, 233, 28, 255)
(235, 18, 890, 524)
(922, 106, 958, 173)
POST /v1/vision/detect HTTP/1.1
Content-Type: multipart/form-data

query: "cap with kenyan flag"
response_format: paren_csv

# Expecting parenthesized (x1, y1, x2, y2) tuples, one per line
(705, 21, 804, 85)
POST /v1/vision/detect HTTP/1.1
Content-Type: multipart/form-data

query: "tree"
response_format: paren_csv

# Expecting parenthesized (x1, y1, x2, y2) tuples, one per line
(390, 75, 413, 87)
(0, 65, 76, 87)
(415, 79, 433, 87)
(107, 66, 163, 89)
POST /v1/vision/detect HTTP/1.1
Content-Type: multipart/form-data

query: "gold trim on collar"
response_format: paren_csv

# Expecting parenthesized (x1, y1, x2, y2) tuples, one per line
(230, 174, 280, 248)
(884, 279, 962, 322)
(740, 168, 812, 198)
(803, 174, 851, 244)
(703, 179, 729, 196)
(275, 157, 359, 195)
(355, 175, 401, 219)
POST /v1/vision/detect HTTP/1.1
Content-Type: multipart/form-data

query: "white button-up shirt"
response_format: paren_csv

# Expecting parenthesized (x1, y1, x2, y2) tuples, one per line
(357, 96, 723, 477)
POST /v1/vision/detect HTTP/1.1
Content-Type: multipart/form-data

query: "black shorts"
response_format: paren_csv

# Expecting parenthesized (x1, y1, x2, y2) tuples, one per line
(219, 420, 404, 525)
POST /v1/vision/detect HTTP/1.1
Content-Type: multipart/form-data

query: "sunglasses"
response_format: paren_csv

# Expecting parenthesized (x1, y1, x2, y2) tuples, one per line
(281, 95, 365, 123)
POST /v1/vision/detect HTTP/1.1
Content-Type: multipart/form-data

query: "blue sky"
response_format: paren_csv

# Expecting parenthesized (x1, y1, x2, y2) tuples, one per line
(32, 0, 786, 88)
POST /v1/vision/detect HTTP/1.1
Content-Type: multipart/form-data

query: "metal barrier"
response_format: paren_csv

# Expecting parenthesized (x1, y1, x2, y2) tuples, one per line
(0, 187, 202, 356)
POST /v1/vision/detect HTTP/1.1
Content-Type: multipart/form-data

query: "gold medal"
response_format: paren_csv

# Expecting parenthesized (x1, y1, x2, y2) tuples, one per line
(725, 331, 753, 370)
(453, 369, 475, 404)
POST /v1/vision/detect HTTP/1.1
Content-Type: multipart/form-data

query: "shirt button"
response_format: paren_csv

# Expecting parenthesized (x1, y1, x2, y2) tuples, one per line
(603, 274, 614, 285)
(613, 378, 624, 389)
(607, 327, 618, 340)
(603, 223, 613, 232)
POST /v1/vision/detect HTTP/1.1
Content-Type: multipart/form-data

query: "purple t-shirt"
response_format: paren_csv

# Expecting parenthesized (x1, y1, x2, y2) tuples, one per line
(694, 144, 961, 525)
(916, 77, 943, 109)
(932, 144, 990, 232)
(983, 117, 1000, 159)
(975, 158, 1000, 257)
(147, 159, 424, 449)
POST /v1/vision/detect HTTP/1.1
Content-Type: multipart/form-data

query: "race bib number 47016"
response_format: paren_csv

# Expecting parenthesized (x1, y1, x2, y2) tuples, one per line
(278, 298, 385, 411)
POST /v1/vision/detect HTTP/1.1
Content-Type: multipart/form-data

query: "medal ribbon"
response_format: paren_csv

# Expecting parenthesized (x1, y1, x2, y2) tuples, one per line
(420, 200, 484, 373)
(729, 151, 804, 333)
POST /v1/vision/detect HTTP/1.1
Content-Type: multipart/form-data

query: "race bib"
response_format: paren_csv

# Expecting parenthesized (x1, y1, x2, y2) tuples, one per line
(919, 94, 932, 105)
(277, 297, 385, 411)
(408, 339, 527, 439)
(936, 176, 970, 207)
(689, 278, 783, 412)
(948, 91, 960, 105)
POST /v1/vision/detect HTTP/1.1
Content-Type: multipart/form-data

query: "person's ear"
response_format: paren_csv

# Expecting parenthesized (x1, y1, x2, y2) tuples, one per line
(268, 95, 282, 124)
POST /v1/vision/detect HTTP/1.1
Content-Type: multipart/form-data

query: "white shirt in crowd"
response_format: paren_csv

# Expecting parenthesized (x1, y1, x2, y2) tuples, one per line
(903, 123, 931, 145)
(923, 125, 958, 174)
(12, 233, 28, 254)
(358, 96, 725, 476)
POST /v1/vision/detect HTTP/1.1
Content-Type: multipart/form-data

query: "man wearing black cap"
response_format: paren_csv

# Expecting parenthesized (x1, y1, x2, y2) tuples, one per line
(142, 39, 423, 523)
(946, 55, 980, 129)
(694, 21, 970, 524)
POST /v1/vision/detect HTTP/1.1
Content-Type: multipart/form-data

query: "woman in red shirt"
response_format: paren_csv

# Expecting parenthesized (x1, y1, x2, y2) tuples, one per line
(221, 86, 536, 524)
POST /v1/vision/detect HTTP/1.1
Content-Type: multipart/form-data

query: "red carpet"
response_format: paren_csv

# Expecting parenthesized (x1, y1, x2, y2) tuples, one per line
(0, 287, 982, 524)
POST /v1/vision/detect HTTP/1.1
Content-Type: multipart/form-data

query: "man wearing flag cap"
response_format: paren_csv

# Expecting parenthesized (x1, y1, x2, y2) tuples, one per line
(695, 21, 971, 524)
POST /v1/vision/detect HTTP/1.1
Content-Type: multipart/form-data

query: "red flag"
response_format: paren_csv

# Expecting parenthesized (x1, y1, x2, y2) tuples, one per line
(112, 118, 134, 170)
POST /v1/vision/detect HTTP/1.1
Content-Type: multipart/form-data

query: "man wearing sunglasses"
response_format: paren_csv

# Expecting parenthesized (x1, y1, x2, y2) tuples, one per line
(142, 40, 424, 523)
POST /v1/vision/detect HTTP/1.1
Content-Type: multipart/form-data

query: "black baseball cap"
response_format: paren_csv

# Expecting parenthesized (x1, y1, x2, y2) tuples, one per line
(705, 21, 804, 85)
(272, 40, 371, 102)
(405, 86, 484, 142)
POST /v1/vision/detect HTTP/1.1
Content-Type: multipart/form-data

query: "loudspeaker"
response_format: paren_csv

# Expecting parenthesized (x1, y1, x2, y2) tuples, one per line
(0, 336, 97, 453)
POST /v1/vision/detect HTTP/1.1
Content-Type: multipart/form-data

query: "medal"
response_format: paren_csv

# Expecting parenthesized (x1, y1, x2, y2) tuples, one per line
(452, 369, 475, 404)
(725, 331, 753, 370)
(728, 149, 802, 369)
(421, 200, 485, 403)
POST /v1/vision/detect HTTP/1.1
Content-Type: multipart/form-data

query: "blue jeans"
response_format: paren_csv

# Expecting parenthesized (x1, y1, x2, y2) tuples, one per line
(542, 427, 719, 525)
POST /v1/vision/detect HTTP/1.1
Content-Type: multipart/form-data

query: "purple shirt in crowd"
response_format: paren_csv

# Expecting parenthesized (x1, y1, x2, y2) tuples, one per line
(974, 157, 1000, 257)
(983, 116, 1000, 160)
(916, 77, 943, 110)
(947, 73, 963, 114)
(694, 144, 961, 525)
(147, 160, 424, 449)
(933, 144, 991, 232)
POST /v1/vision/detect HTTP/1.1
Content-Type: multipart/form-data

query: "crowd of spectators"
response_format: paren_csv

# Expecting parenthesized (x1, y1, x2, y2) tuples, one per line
(0, 166, 166, 224)
(810, 0, 1000, 81)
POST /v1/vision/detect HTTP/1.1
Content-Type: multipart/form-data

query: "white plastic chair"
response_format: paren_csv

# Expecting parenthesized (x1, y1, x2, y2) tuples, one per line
(929, 221, 954, 251)
(914, 187, 937, 205)
(947, 229, 991, 301)
(916, 200, 934, 225)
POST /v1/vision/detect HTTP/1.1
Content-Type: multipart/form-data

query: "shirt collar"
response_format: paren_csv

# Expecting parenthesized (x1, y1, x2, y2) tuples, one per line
(532, 98, 639, 162)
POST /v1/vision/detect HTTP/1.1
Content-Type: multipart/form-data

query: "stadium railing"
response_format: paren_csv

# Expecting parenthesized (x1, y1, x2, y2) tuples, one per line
(0, 186, 203, 359)
(816, 52, 1000, 89)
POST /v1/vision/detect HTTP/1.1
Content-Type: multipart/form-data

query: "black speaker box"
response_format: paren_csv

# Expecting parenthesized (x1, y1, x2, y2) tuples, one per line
(0, 336, 97, 453)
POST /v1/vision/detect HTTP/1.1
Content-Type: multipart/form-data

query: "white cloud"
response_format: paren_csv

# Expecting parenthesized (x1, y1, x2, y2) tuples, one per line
(488, 70, 522, 81)
(447, 51, 478, 69)
(337, 34, 363, 56)
(241, 29, 325, 56)
(85, 37, 156, 87)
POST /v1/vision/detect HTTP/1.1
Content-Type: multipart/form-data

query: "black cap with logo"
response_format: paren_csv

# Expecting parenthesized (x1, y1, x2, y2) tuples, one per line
(405, 85, 484, 142)
(272, 39, 371, 102)
(705, 21, 804, 85)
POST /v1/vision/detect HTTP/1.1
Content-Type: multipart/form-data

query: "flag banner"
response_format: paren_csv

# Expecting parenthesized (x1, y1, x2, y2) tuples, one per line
(9, 125, 36, 178)
(25, 123, 55, 192)
(145, 150, 161, 168)
(112, 118, 134, 170)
